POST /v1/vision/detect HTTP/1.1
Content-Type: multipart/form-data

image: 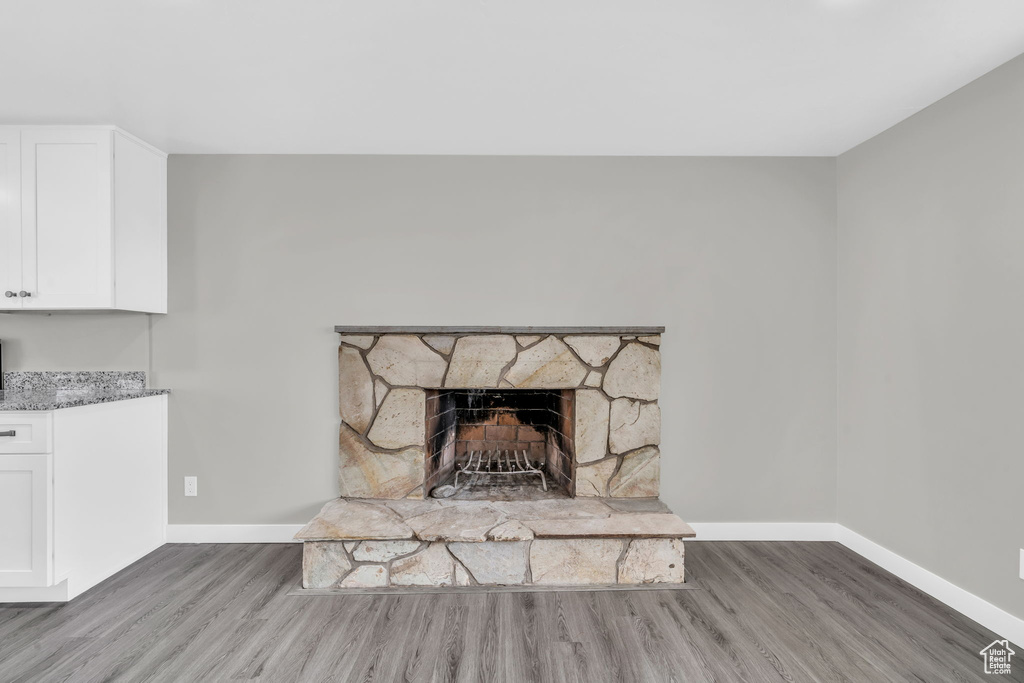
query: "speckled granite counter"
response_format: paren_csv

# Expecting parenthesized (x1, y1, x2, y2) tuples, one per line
(0, 371, 169, 411)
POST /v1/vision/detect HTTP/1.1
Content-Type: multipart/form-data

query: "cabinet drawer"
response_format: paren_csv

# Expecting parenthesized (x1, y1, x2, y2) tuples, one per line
(0, 414, 52, 454)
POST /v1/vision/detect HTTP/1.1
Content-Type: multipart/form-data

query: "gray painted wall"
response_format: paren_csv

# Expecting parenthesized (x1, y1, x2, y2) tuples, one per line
(838, 54, 1024, 619)
(153, 155, 838, 525)
(0, 313, 151, 373)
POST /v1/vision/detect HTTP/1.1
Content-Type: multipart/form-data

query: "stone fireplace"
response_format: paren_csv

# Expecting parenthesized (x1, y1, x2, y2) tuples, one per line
(295, 326, 694, 590)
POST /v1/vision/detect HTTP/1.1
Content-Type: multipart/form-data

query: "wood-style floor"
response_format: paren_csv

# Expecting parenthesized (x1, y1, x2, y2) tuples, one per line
(0, 541, 1018, 682)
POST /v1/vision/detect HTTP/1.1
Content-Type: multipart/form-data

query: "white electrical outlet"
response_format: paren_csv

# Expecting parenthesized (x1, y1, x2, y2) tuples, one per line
(184, 476, 198, 497)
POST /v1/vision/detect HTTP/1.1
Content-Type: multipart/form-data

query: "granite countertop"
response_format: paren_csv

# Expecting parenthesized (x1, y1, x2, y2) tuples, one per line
(0, 371, 170, 411)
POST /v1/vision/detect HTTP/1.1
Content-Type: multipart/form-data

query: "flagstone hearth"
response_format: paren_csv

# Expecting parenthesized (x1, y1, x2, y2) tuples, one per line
(296, 497, 695, 588)
(297, 326, 694, 591)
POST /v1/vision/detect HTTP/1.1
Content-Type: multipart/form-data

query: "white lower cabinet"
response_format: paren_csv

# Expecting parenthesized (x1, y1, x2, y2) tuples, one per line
(0, 396, 167, 600)
(0, 453, 52, 586)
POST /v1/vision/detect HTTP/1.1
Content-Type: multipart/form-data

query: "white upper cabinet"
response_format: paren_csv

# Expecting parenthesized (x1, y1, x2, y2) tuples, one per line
(0, 126, 167, 313)
(0, 130, 20, 302)
(21, 129, 113, 310)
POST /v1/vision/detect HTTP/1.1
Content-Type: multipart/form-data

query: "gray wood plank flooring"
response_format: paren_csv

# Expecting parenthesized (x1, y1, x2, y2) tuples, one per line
(0, 541, 1019, 682)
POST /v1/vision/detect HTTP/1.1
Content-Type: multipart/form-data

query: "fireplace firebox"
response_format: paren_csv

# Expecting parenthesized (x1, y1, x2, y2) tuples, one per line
(425, 389, 574, 499)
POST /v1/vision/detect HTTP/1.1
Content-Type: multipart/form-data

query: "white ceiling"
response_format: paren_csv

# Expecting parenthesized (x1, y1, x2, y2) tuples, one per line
(3, 0, 1024, 155)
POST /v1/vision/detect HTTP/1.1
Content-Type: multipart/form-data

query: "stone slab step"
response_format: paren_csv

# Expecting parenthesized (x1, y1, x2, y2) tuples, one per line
(525, 513, 695, 539)
(295, 496, 695, 543)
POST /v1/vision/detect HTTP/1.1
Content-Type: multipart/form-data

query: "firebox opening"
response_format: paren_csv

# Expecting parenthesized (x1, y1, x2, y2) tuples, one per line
(424, 389, 575, 500)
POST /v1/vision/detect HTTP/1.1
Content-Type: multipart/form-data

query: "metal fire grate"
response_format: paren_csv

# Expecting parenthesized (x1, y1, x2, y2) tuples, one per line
(454, 450, 547, 491)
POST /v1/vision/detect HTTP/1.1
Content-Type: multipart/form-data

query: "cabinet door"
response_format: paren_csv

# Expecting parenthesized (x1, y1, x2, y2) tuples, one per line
(21, 129, 113, 309)
(0, 129, 21, 309)
(0, 455, 52, 587)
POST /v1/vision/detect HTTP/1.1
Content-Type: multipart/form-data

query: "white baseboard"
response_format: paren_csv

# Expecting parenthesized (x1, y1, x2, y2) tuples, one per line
(0, 580, 69, 603)
(688, 522, 838, 541)
(690, 521, 1023, 647)
(166, 524, 303, 543)
(836, 526, 1024, 648)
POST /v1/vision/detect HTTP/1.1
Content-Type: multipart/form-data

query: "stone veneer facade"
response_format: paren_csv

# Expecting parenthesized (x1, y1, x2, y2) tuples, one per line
(337, 328, 663, 500)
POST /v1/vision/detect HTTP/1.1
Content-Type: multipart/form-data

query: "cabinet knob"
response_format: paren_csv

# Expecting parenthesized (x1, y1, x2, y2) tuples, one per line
(3, 291, 15, 298)
(18, 291, 31, 297)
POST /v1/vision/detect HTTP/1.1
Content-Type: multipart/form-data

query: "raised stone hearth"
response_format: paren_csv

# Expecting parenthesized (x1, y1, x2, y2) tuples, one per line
(297, 497, 695, 589)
